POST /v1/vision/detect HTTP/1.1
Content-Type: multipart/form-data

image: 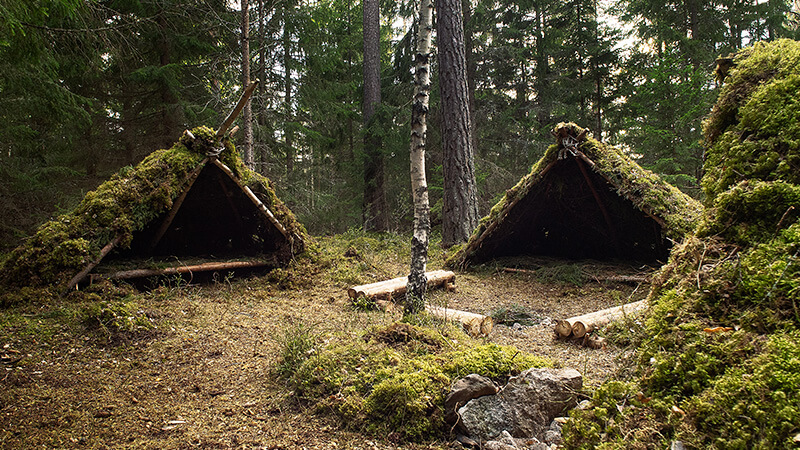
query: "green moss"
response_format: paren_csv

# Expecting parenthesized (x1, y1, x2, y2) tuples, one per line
(689, 331, 800, 449)
(0, 126, 308, 294)
(702, 39, 800, 201)
(698, 181, 800, 245)
(281, 322, 552, 442)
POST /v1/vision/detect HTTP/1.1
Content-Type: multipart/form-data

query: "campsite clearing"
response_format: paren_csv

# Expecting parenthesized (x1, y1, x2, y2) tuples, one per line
(0, 233, 650, 448)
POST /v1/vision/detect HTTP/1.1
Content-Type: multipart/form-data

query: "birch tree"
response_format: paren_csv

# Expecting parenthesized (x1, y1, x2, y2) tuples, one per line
(405, 0, 435, 315)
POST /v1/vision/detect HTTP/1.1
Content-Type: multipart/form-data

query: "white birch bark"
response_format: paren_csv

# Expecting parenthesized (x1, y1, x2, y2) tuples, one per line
(405, 0, 435, 315)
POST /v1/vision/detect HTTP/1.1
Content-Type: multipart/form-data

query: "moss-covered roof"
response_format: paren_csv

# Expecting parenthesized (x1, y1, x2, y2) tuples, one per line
(447, 123, 703, 267)
(564, 40, 800, 449)
(0, 126, 308, 290)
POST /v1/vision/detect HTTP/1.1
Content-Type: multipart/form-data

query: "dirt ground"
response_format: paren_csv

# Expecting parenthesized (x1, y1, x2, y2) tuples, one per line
(0, 235, 653, 449)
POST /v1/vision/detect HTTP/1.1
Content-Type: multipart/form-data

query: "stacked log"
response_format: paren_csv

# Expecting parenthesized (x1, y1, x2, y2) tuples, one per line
(555, 299, 647, 339)
(349, 270, 492, 337)
(347, 269, 456, 301)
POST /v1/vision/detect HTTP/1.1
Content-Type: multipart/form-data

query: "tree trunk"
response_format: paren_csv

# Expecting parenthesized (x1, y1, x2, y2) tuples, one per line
(462, 0, 478, 157)
(406, 0, 435, 315)
(241, 0, 254, 168)
(362, 0, 389, 231)
(283, 4, 294, 181)
(437, 0, 479, 247)
(157, 12, 182, 148)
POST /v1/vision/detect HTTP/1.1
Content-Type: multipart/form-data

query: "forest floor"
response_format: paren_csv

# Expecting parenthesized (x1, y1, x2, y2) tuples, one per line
(0, 231, 653, 449)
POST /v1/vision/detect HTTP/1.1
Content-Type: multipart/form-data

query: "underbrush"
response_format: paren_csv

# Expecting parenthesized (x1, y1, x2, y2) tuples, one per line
(276, 318, 552, 442)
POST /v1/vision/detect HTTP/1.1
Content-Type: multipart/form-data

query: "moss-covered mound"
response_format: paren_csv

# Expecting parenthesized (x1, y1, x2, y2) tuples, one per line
(278, 320, 552, 442)
(0, 126, 308, 291)
(448, 123, 702, 267)
(564, 40, 800, 449)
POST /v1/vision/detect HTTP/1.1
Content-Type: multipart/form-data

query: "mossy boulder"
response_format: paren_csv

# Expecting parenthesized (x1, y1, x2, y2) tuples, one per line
(563, 40, 800, 449)
(702, 39, 800, 200)
(280, 321, 552, 442)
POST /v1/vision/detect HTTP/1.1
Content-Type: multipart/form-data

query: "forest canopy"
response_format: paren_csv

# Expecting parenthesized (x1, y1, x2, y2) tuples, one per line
(2, 0, 799, 251)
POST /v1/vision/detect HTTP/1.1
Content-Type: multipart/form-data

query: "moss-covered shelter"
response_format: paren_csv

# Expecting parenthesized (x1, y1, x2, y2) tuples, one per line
(0, 126, 307, 290)
(449, 123, 703, 267)
(563, 39, 800, 449)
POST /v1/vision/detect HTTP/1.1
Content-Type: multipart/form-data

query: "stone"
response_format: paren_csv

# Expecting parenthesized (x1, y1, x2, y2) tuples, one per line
(457, 367, 582, 441)
(445, 374, 499, 424)
(543, 429, 562, 445)
(483, 442, 517, 450)
(670, 441, 686, 450)
(498, 430, 518, 447)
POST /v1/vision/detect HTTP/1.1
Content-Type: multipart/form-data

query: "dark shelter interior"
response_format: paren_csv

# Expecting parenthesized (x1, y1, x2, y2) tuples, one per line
(470, 157, 671, 264)
(111, 162, 291, 262)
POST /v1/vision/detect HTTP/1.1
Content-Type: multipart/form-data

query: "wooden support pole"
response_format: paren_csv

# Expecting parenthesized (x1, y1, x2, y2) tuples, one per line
(148, 158, 208, 252)
(209, 159, 293, 244)
(66, 235, 124, 292)
(92, 259, 275, 281)
(217, 80, 260, 139)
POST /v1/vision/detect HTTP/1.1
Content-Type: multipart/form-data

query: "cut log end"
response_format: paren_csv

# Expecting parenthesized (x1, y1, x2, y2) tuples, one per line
(555, 320, 574, 338)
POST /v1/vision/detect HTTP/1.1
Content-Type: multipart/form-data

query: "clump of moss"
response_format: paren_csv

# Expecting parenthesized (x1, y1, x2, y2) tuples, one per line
(0, 126, 308, 295)
(278, 321, 551, 442)
(564, 40, 800, 449)
(702, 39, 800, 200)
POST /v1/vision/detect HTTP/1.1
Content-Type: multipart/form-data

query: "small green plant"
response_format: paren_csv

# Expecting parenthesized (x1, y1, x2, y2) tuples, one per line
(82, 298, 152, 335)
(491, 303, 540, 326)
(275, 321, 317, 380)
(351, 295, 377, 311)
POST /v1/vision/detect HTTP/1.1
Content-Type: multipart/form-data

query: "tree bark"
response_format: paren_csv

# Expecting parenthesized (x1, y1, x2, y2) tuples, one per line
(437, 0, 479, 247)
(283, 4, 294, 181)
(362, 0, 389, 231)
(241, 0, 254, 168)
(405, 0, 435, 316)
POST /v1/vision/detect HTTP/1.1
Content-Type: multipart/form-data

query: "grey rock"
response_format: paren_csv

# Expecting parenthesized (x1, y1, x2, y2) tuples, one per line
(457, 367, 582, 441)
(543, 429, 562, 445)
(498, 430, 518, 448)
(445, 374, 499, 424)
(483, 441, 517, 450)
(670, 441, 686, 450)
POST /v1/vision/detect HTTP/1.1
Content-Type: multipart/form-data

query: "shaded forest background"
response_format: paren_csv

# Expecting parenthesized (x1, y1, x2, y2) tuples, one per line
(2, 0, 799, 251)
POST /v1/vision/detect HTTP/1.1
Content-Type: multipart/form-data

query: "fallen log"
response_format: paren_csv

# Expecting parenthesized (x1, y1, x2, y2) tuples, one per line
(348, 270, 455, 301)
(426, 305, 494, 337)
(374, 300, 493, 338)
(556, 299, 647, 339)
(91, 259, 275, 281)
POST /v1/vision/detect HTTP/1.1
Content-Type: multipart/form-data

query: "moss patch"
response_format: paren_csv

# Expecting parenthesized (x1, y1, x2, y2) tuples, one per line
(280, 321, 552, 442)
(563, 39, 800, 449)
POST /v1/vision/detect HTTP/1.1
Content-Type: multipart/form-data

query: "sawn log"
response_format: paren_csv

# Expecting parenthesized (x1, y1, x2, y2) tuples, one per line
(375, 300, 493, 338)
(556, 299, 647, 339)
(348, 269, 455, 301)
